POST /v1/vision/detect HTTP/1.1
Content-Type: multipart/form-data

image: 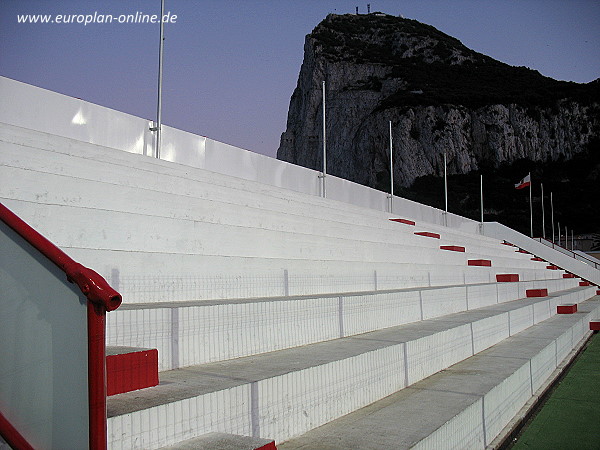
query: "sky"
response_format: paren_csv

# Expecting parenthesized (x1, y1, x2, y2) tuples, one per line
(1, 1, 599, 158)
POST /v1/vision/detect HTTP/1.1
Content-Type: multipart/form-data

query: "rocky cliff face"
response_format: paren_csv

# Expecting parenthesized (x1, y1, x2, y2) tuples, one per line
(277, 13, 600, 190)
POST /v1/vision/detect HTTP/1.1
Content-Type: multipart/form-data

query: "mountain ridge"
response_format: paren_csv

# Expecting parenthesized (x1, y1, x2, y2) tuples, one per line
(277, 13, 600, 192)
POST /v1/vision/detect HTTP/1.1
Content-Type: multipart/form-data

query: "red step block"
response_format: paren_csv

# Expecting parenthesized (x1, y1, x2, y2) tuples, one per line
(531, 257, 544, 262)
(468, 259, 492, 267)
(502, 242, 515, 247)
(181, 433, 277, 450)
(107, 347, 159, 396)
(526, 288, 548, 298)
(597, 290, 600, 295)
(590, 322, 600, 331)
(414, 231, 441, 239)
(517, 249, 530, 254)
(440, 245, 465, 252)
(390, 218, 416, 226)
(496, 274, 519, 282)
(563, 273, 576, 278)
(580, 281, 592, 287)
(557, 304, 577, 314)
(546, 265, 560, 270)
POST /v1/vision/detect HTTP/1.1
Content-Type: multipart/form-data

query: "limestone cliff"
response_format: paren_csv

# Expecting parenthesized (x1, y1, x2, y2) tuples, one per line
(277, 13, 600, 190)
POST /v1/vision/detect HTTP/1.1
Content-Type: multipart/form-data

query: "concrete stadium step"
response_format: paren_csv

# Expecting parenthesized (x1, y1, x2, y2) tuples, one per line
(0, 121, 571, 276)
(107, 280, 592, 371)
(1, 159, 525, 267)
(0, 122, 512, 255)
(158, 432, 276, 450)
(278, 297, 600, 449)
(58, 242, 564, 303)
(0, 123, 410, 229)
(105, 287, 598, 448)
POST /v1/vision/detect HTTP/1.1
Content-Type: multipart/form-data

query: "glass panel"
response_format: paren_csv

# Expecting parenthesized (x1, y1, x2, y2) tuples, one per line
(0, 221, 89, 449)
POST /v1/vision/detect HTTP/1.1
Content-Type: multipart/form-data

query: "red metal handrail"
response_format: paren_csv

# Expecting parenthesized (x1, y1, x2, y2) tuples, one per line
(0, 202, 122, 450)
(0, 203, 121, 311)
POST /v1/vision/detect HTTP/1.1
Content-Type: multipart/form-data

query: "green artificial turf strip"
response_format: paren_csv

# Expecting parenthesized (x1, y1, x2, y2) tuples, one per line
(512, 333, 600, 449)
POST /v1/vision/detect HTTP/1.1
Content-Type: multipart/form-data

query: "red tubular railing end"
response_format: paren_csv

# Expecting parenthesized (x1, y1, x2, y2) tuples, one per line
(0, 203, 122, 311)
(64, 262, 122, 312)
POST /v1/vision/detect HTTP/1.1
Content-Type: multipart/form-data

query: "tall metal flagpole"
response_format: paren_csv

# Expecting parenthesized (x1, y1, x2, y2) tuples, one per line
(571, 229, 574, 251)
(558, 222, 561, 247)
(389, 120, 393, 213)
(444, 152, 448, 225)
(551, 192, 555, 243)
(541, 183, 545, 239)
(529, 172, 533, 237)
(321, 80, 327, 198)
(480, 174, 483, 223)
(155, 0, 165, 159)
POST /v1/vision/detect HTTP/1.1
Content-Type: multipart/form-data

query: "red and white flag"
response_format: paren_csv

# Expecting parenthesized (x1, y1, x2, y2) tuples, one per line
(515, 174, 531, 190)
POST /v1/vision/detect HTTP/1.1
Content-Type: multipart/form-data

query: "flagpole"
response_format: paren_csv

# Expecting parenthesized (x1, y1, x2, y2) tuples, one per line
(155, 0, 165, 159)
(541, 183, 545, 239)
(558, 221, 561, 247)
(480, 174, 483, 223)
(551, 192, 555, 243)
(529, 172, 533, 237)
(321, 80, 326, 198)
(571, 229, 574, 251)
(389, 120, 393, 213)
(444, 152, 448, 225)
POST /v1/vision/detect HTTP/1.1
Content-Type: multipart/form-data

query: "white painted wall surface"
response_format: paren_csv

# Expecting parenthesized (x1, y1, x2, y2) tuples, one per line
(0, 76, 480, 231)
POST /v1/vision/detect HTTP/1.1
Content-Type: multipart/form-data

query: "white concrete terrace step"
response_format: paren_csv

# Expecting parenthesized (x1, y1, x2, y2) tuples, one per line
(158, 432, 276, 450)
(1, 163, 523, 266)
(278, 298, 599, 449)
(0, 124, 413, 231)
(3, 200, 505, 268)
(108, 279, 590, 371)
(3, 120, 566, 270)
(105, 287, 598, 448)
(60, 243, 563, 303)
(0, 122, 508, 252)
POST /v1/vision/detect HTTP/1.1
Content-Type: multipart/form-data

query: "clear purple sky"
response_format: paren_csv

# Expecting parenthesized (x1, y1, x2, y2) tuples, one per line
(1, 1, 598, 158)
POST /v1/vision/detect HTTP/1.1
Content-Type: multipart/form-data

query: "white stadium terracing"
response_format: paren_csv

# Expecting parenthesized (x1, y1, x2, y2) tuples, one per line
(1, 76, 599, 449)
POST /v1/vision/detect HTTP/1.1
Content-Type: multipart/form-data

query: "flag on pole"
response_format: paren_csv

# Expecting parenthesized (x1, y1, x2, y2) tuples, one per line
(515, 174, 531, 190)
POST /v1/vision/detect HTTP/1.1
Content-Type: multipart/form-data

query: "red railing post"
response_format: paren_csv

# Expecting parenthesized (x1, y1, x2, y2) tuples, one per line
(0, 203, 121, 450)
(88, 302, 108, 450)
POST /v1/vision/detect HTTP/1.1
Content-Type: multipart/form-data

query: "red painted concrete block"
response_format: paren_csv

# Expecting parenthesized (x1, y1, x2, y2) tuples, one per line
(517, 249, 530, 254)
(390, 218, 416, 226)
(590, 322, 600, 331)
(107, 348, 159, 396)
(257, 443, 277, 450)
(597, 290, 600, 295)
(557, 304, 577, 314)
(580, 281, 591, 287)
(414, 231, 441, 239)
(526, 288, 548, 298)
(531, 257, 544, 262)
(563, 273, 576, 278)
(468, 259, 492, 267)
(440, 245, 466, 252)
(501, 242, 515, 247)
(496, 274, 519, 282)
(546, 265, 560, 270)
